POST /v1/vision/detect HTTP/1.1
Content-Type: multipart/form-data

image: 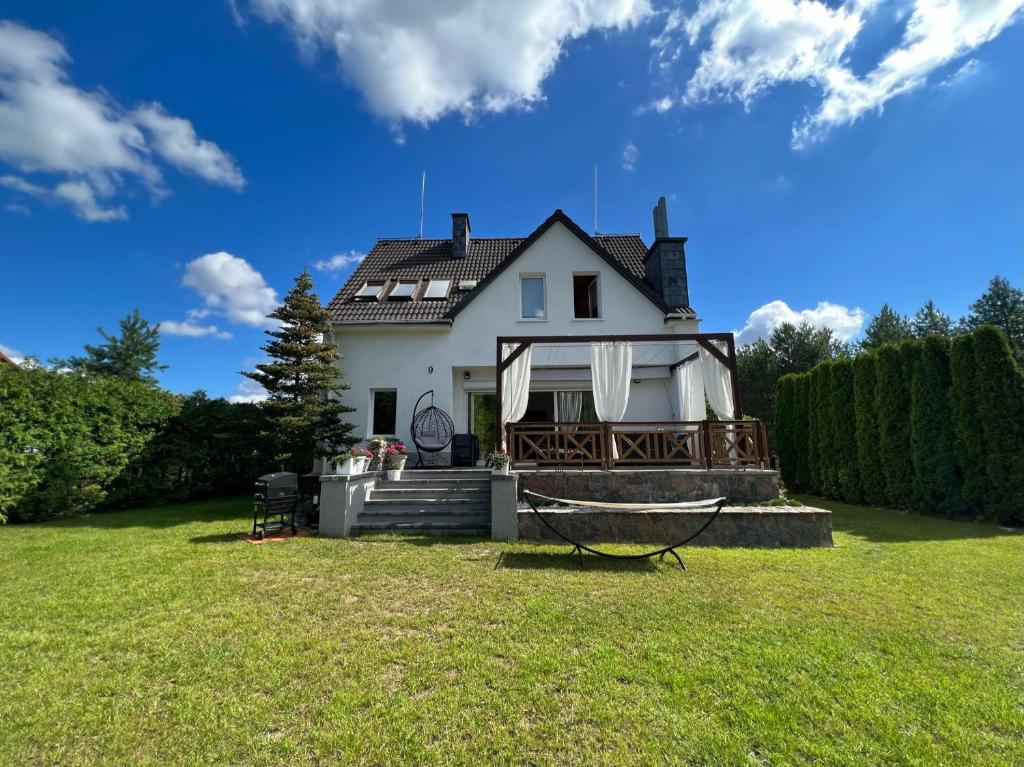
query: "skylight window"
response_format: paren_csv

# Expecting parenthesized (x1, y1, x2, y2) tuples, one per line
(388, 281, 419, 300)
(423, 279, 451, 300)
(354, 282, 384, 301)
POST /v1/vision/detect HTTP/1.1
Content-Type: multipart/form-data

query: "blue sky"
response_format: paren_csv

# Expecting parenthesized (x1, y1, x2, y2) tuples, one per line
(1, 1, 1021, 401)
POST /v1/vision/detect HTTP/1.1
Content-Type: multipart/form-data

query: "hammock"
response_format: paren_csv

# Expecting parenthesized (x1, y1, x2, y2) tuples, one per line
(522, 490, 727, 570)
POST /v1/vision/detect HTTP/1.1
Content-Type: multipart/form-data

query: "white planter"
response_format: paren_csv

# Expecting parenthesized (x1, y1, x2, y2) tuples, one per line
(353, 456, 368, 474)
(338, 458, 358, 476)
(492, 464, 509, 476)
(386, 469, 402, 481)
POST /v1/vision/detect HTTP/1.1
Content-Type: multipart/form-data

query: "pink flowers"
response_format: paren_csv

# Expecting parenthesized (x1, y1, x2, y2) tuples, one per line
(385, 441, 406, 456)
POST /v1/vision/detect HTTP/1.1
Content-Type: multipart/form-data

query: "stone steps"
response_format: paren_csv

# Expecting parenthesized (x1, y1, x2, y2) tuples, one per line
(355, 470, 492, 535)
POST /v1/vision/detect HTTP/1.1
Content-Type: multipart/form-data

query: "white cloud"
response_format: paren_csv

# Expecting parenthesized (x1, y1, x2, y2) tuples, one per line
(247, 0, 652, 124)
(652, 0, 1024, 148)
(159, 319, 233, 340)
(4, 202, 29, 215)
(0, 174, 46, 196)
(229, 378, 268, 404)
(939, 57, 981, 87)
(622, 141, 639, 171)
(0, 342, 25, 365)
(0, 21, 244, 220)
(181, 252, 279, 327)
(314, 250, 366, 273)
(735, 299, 866, 344)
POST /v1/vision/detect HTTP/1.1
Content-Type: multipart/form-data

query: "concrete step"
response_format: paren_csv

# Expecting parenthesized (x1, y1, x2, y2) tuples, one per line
(360, 508, 491, 519)
(362, 500, 491, 514)
(376, 480, 491, 492)
(396, 470, 492, 481)
(370, 488, 490, 502)
(352, 520, 490, 535)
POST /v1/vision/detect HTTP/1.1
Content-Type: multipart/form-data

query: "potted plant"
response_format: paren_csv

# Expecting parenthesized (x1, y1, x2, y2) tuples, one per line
(333, 448, 366, 476)
(385, 441, 408, 480)
(487, 447, 511, 476)
(367, 437, 389, 472)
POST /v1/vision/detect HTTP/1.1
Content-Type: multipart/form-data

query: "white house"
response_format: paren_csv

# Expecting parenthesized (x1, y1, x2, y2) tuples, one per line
(325, 200, 747, 468)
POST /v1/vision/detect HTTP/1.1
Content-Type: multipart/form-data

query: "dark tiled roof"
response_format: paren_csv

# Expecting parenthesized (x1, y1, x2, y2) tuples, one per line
(326, 210, 672, 324)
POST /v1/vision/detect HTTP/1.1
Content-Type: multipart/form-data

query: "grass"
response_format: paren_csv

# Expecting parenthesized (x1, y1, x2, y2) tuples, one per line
(1, 496, 1021, 766)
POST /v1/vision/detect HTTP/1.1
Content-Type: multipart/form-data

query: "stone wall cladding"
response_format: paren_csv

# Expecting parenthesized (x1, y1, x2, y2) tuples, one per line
(519, 469, 780, 504)
(518, 506, 833, 548)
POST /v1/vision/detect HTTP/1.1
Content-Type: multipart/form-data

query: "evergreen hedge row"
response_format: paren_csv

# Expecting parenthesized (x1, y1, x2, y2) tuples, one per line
(773, 326, 1023, 523)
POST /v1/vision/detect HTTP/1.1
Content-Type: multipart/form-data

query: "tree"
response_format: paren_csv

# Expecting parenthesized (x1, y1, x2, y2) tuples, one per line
(774, 375, 796, 488)
(770, 322, 841, 375)
(737, 338, 779, 427)
(911, 300, 953, 338)
(853, 354, 887, 506)
(792, 374, 812, 491)
(961, 276, 1024, 361)
(949, 333, 986, 514)
(860, 304, 912, 351)
(971, 325, 1024, 522)
(242, 271, 356, 473)
(875, 345, 915, 507)
(830, 358, 860, 502)
(908, 337, 963, 516)
(811, 363, 836, 496)
(56, 309, 166, 384)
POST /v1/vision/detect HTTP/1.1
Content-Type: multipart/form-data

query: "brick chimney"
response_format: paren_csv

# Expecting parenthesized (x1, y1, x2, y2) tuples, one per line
(644, 197, 690, 309)
(452, 212, 471, 259)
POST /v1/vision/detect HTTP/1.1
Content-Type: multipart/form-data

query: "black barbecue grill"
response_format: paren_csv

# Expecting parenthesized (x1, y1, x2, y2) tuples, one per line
(252, 472, 298, 538)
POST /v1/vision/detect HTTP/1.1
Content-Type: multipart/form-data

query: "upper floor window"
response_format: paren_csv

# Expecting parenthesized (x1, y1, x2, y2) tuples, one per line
(423, 279, 451, 300)
(520, 275, 546, 320)
(371, 389, 397, 435)
(387, 281, 419, 300)
(354, 282, 385, 301)
(573, 274, 600, 319)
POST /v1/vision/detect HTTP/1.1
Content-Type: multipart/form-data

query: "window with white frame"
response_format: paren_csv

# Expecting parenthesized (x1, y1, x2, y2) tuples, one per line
(387, 281, 419, 300)
(573, 273, 600, 319)
(520, 274, 546, 320)
(423, 279, 451, 299)
(370, 389, 397, 435)
(354, 282, 385, 300)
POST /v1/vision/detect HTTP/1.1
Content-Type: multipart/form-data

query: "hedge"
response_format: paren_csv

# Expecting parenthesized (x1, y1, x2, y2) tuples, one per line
(772, 326, 1021, 523)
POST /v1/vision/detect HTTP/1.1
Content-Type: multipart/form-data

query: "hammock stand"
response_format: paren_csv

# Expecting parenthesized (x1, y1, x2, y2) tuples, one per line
(522, 490, 727, 570)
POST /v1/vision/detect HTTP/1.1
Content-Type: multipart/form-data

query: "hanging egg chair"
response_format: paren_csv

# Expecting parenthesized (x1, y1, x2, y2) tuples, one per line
(410, 390, 455, 467)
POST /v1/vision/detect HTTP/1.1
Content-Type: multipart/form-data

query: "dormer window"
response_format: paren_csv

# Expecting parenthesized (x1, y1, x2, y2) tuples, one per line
(423, 279, 451, 300)
(387, 280, 419, 300)
(354, 282, 385, 301)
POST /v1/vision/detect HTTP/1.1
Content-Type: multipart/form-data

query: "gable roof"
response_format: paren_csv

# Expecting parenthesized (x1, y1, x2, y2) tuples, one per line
(327, 209, 692, 325)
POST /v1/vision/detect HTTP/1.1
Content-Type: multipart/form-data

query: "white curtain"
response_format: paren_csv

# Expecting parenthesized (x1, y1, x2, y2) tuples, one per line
(500, 343, 532, 448)
(675, 357, 707, 422)
(698, 341, 735, 420)
(591, 342, 632, 459)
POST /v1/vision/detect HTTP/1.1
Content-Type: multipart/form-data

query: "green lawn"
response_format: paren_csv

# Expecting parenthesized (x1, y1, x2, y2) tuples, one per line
(1, 497, 1021, 766)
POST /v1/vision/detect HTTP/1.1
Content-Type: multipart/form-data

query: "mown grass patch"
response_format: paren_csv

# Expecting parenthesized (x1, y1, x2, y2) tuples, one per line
(1, 496, 1021, 765)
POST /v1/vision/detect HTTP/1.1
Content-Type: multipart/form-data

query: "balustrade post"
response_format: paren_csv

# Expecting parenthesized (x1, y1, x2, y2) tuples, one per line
(603, 422, 613, 469)
(701, 420, 713, 469)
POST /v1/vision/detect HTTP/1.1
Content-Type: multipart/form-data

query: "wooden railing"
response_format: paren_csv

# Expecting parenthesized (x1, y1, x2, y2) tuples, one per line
(506, 420, 770, 470)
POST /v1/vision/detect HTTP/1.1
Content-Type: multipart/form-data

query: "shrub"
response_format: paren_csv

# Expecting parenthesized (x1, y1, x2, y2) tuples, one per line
(853, 354, 887, 506)
(774, 375, 797, 488)
(909, 337, 963, 516)
(812, 363, 837, 497)
(875, 345, 914, 508)
(830, 358, 860, 502)
(792, 374, 812, 491)
(949, 334, 986, 514)
(971, 326, 1024, 522)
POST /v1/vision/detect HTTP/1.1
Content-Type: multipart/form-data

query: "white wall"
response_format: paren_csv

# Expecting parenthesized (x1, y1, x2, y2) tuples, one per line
(331, 222, 700, 449)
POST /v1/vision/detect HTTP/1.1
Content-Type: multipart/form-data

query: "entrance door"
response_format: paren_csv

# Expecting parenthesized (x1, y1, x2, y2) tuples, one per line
(468, 392, 496, 461)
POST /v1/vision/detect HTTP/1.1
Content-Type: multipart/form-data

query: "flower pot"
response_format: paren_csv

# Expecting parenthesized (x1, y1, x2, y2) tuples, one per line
(386, 455, 407, 480)
(492, 464, 509, 476)
(337, 458, 358, 476)
(353, 456, 368, 474)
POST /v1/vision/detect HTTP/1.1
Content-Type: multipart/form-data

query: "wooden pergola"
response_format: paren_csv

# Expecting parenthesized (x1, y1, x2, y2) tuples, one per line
(494, 332, 742, 449)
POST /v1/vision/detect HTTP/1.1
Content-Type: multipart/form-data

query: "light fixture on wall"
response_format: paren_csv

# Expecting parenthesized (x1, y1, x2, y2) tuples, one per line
(463, 371, 471, 381)
(632, 378, 641, 384)
(428, 365, 434, 374)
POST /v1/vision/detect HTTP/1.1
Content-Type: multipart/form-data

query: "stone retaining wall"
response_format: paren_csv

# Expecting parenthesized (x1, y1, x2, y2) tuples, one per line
(518, 468, 780, 504)
(518, 506, 833, 548)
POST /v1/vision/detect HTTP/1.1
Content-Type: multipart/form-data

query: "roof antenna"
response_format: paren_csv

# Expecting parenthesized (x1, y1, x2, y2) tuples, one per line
(592, 165, 598, 235)
(418, 171, 426, 239)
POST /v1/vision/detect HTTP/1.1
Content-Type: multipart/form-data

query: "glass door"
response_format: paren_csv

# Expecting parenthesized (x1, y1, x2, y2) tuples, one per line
(468, 392, 496, 462)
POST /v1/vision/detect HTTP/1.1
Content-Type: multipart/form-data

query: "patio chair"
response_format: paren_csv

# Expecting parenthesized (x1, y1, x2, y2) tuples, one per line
(410, 390, 455, 468)
(521, 490, 727, 570)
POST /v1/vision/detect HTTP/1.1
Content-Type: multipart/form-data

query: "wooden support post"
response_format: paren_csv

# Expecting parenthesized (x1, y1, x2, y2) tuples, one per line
(604, 422, 613, 469)
(701, 420, 713, 470)
(725, 335, 743, 419)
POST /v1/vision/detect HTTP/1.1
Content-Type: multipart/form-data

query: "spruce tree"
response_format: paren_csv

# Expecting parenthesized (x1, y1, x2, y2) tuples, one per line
(57, 309, 166, 384)
(853, 354, 887, 506)
(860, 304, 912, 351)
(911, 300, 953, 338)
(908, 336, 963, 516)
(961, 276, 1024, 362)
(875, 345, 914, 507)
(971, 325, 1024, 522)
(949, 333, 986, 514)
(243, 271, 356, 472)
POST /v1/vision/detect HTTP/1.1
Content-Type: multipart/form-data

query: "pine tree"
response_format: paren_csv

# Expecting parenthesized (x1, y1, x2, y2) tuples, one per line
(911, 300, 953, 338)
(57, 309, 166, 384)
(949, 333, 986, 514)
(769, 321, 841, 374)
(961, 276, 1024, 362)
(875, 345, 914, 507)
(738, 338, 780, 433)
(860, 304, 912, 351)
(971, 325, 1024, 522)
(242, 271, 356, 472)
(853, 353, 887, 506)
(908, 337, 963, 516)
